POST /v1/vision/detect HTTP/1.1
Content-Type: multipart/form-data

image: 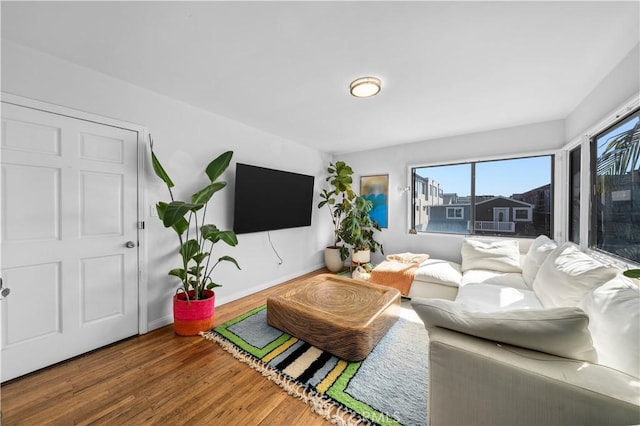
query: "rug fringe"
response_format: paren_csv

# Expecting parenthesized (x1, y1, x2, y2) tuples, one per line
(201, 331, 371, 426)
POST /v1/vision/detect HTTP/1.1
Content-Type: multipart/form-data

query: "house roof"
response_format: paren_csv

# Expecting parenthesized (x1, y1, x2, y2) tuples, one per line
(2, 1, 638, 154)
(476, 196, 534, 208)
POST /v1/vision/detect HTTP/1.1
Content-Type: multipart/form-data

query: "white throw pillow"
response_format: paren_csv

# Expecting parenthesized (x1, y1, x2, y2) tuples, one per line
(532, 242, 618, 308)
(522, 235, 557, 288)
(460, 239, 521, 273)
(413, 259, 462, 287)
(581, 274, 640, 377)
(411, 297, 597, 362)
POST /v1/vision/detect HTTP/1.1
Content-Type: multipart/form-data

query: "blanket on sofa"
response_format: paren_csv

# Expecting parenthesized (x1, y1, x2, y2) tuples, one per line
(370, 253, 430, 296)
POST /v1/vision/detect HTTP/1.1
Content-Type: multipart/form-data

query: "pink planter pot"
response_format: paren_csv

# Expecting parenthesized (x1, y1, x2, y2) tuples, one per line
(173, 290, 215, 336)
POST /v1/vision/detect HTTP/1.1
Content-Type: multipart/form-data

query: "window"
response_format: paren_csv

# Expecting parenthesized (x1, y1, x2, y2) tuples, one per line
(411, 155, 553, 237)
(590, 107, 639, 262)
(513, 208, 531, 221)
(446, 207, 464, 219)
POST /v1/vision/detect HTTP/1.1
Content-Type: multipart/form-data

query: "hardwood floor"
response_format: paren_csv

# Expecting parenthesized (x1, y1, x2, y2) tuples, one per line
(1, 270, 332, 425)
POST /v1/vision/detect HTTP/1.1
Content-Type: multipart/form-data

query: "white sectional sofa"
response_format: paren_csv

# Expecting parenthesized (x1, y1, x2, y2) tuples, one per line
(410, 236, 640, 426)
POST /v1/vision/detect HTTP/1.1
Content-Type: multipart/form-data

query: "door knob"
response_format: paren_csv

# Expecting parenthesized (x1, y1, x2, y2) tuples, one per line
(0, 277, 9, 299)
(125, 241, 136, 248)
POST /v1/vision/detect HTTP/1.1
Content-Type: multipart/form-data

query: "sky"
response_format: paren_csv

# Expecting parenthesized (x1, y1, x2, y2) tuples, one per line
(415, 156, 552, 197)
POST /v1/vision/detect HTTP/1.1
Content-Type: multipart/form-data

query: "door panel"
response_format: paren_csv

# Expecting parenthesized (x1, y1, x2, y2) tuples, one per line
(1, 102, 140, 382)
(2, 164, 60, 241)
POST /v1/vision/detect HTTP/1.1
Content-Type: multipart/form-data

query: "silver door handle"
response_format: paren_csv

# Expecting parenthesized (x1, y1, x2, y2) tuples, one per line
(125, 241, 136, 248)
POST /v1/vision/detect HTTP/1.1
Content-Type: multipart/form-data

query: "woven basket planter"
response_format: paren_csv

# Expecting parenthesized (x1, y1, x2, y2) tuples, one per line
(173, 290, 215, 336)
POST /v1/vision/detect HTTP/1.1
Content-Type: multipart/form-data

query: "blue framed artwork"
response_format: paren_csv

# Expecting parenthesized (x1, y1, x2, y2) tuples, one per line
(360, 174, 388, 228)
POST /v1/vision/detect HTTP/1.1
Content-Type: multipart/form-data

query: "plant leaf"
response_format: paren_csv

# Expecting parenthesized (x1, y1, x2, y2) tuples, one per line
(217, 231, 238, 246)
(162, 201, 198, 228)
(151, 150, 175, 188)
(168, 268, 186, 279)
(192, 252, 209, 264)
(205, 151, 233, 182)
(218, 255, 241, 270)
(206, 282, 222, 289)
(191, 182, 226, 205)
(201, 224, 220, 242)
(157, 202, 189, 235)
(179, 239, 200, 262)
(188, 265, 204, 276)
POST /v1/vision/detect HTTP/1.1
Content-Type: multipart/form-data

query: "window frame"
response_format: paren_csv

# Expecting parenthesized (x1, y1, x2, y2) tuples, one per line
(588, 105, 640, 263)
(446, 206, 465, 219)
(513, 207, 532, 222)
(408, 154, 554, 238)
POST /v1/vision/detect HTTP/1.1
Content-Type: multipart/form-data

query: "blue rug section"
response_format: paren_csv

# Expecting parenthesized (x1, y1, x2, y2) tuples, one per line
(346, 313, 428, 425)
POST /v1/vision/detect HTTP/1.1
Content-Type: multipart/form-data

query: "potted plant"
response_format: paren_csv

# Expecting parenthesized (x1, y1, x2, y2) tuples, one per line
(150, 137, 240, 336)
(317, 161, 356, 271)
(338, 195, 383, 264)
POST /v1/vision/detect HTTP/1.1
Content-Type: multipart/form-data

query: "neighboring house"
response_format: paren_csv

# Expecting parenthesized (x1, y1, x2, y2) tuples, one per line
(513, 184, 552, 236)
(425, 203, 472, 234)
(425, 196, 534, 235)
(475, 196, 534, 234)
(414, 175, 444, 230)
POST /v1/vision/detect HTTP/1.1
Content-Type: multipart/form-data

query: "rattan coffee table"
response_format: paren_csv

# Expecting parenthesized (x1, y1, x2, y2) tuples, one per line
(266, 273, 401, 361)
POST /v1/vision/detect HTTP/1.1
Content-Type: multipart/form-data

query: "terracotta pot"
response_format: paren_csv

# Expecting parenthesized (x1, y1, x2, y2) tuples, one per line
(173, 289, 215, 336)
(324, 247, 344, 272)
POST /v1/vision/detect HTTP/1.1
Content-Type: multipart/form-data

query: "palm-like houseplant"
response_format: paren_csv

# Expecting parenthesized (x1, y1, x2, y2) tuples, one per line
(318, 161, 356, 270)
(150, 138, 240, 334)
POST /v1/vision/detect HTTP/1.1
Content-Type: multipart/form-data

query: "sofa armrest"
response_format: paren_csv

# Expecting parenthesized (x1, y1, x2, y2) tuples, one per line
(427, 326, 640, 426)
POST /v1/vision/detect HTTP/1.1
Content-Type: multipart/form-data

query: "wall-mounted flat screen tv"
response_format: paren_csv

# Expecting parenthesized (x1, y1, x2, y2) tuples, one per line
(233, 163, 315, 234)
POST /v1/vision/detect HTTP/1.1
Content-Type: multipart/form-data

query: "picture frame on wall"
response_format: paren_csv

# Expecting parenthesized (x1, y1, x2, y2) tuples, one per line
(360, 174, 389, 228)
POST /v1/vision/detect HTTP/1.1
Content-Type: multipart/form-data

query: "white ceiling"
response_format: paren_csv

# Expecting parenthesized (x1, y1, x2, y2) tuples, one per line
(2, 1, 639, 154)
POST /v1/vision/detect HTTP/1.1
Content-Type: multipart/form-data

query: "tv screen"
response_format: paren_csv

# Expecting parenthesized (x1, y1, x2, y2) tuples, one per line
(233, 163, 315, 234)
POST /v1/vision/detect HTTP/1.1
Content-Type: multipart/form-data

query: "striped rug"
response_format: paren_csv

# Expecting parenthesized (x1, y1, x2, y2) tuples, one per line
(201, 303, 428, 426)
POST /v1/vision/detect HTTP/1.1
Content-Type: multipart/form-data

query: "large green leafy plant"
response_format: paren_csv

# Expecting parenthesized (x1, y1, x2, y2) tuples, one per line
(317, 161, 356, 255)
(338, 195, 383, 261)
(150, 138, 240, 300)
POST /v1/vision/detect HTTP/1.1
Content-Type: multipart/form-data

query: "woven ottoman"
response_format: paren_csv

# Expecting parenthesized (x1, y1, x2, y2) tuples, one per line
(266, 273, 401, 361)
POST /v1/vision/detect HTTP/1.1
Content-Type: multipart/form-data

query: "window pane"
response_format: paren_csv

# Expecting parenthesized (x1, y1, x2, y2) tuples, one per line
(592, 109, 640, 262)
(476, 156, 552, 237)
(569, 147, 581, 243)
(412, 156, 553, 237)
(412, 164, 471, 234)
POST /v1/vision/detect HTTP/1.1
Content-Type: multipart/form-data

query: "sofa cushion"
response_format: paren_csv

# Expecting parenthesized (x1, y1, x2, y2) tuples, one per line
(411, 297, 597, 362)
(522, 235, 557, 288)
(455, 282, 543, 311)
(581, 273, 640, 377)
(413, 259, 462, 287)
(461, 269, 528, 289)
(461, 239, 521, 273)
(532, 242, 618, 308)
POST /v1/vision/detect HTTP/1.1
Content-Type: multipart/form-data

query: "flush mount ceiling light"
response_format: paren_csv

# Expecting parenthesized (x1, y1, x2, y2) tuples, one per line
(349, 76, 382, 98)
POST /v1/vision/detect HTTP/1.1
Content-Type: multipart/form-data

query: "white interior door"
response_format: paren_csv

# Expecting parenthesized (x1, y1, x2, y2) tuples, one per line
(1, 102, 140, 382)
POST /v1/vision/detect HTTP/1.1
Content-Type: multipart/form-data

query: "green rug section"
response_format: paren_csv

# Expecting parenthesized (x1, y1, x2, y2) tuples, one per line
(203, 303, 428, 426)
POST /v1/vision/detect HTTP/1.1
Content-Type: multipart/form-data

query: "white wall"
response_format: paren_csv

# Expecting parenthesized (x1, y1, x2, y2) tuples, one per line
(565, 43, 640, 142)
(337, 120, 565, 263)
(1, 40, 332, 330)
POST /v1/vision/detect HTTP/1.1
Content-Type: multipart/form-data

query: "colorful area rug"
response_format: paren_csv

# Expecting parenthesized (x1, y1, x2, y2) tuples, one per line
(201, 303, 428, 426)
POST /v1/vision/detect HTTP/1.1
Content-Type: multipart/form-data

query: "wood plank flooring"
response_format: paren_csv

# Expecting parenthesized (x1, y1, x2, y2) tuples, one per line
(1, 269, 332, 425)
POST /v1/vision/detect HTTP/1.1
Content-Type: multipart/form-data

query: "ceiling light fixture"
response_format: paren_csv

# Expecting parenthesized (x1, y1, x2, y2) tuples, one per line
(350, 76, 382, 98)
